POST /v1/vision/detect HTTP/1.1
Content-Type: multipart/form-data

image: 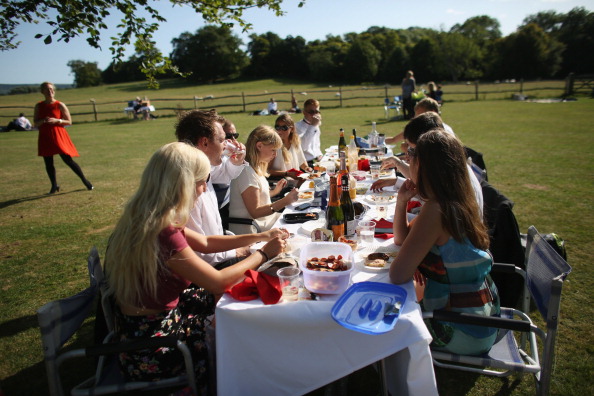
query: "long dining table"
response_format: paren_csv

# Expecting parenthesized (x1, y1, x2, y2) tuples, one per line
(215, 146, 438, 396)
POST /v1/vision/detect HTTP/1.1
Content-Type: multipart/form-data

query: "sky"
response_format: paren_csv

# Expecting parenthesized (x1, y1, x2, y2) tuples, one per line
(0, 0, 592, 85)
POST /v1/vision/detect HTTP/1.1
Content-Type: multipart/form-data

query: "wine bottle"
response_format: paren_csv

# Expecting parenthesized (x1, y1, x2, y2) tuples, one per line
(338, 128, 347, 154)
(348, 134, 358, 172)
(325, 176, 345, 240)
(340, 174, 356, 236)
(337, 151, 349, 183)
(369, 122, 379, 148)
(352, 128, 361, 148)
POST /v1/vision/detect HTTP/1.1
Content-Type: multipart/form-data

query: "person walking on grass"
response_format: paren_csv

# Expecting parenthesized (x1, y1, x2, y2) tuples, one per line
(34, 82, 93, 194)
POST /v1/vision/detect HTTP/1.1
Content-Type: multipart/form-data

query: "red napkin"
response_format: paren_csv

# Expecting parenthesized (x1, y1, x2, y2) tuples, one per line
(227, 270, 282, 305)
(375, 233, 394, 239)
(358, 159, 370, 171)
(407, 200, 422, 212)
(287, 168, 304, 177)
(374, 218, 393, 230)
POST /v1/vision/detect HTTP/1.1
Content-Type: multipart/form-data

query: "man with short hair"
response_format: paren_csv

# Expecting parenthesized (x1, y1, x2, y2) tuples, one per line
(175, 109, 250, 267)
(295, 99, 323, 167)
(371, 112, 483, 216)
(4, 113, 32, 131)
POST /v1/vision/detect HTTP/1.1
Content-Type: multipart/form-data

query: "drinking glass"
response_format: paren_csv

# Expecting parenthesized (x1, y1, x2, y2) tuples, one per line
(277, 267, 301, 302)
(357, 220, 376, 245)
(370, 164, 380, 180)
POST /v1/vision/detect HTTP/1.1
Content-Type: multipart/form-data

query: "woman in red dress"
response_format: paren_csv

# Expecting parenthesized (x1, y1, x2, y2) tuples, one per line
(34, 82, 93, 194)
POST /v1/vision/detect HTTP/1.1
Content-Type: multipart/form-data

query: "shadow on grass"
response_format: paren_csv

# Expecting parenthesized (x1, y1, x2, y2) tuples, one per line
(435, 367, 523, 395)
(0, 189, 90, 210)
(0, 314, 37, 340)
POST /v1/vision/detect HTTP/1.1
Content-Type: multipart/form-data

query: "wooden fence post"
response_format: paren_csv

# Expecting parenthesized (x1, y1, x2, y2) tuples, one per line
(194, 96, 198, 109)
(90, 99, 98, 121)
(564, 73, 575, 97)
(520, 78, 524, 94)
(384, 84, 389, 100)
(339, 86, 343, 107)
(242, 92, 246, 112)
(474, 81, 479, 101)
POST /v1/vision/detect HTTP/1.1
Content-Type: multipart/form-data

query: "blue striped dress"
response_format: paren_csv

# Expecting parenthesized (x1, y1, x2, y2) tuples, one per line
(419, 237, 500, 355)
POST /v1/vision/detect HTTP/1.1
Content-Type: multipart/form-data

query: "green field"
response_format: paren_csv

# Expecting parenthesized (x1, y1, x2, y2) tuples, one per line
(0, 79, 592, 395)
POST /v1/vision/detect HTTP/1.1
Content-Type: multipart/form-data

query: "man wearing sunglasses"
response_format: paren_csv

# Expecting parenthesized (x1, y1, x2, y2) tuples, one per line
(295, 98, 323, 168)
(176, 110, 252, 268)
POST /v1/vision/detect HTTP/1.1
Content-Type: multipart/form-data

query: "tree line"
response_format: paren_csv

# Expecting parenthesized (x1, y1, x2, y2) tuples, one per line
(59, 7, 594, 89)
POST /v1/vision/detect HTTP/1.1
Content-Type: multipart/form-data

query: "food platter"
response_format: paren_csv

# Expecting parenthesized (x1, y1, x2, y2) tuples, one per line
(356, 245, 399, 271)
(364, 193, 396, 205)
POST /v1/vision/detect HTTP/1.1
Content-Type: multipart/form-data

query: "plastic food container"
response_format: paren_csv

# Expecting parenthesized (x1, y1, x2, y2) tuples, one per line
(299, 242, 354, 294)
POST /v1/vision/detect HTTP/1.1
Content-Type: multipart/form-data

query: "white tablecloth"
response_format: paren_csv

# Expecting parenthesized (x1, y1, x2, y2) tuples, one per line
(215, 157, 437, 396)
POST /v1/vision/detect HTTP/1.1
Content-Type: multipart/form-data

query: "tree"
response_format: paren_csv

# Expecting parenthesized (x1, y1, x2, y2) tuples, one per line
(67, 60, 102, 87)
(170, 26, 248, 83)
(102, 56, 147, 84)
(450, 16, 502, 46)
(343, 39, 381, 82)
(0, 0, 306, 87)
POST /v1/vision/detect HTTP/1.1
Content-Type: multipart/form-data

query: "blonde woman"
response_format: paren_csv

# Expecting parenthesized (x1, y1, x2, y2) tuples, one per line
(229, 125, 300, 234)
(268, 114, 312, 181)
(105, 142, 286, 392)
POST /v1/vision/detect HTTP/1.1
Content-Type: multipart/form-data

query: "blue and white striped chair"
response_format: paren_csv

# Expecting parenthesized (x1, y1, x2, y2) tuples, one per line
(423, 226, 571, 396)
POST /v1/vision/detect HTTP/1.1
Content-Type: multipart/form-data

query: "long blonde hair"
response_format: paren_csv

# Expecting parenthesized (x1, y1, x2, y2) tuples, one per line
(274, 114, 300, 164)
(245, 125, 282, 176)
(105, 142, 210, 308)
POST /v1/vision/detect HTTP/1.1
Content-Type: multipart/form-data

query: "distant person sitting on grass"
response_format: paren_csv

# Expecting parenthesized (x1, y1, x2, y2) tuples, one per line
(267, 98, 278, 115)
(4, 113, 32, 131)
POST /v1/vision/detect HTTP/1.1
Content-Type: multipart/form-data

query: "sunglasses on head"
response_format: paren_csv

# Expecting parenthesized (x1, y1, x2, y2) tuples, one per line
(274, 125, 290, 131)
(225, 132, 239, 140)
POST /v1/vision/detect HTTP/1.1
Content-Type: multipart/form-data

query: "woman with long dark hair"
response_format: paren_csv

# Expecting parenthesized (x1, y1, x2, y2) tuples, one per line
(34, 82, 93, 194)
(390, 129, 499, 355)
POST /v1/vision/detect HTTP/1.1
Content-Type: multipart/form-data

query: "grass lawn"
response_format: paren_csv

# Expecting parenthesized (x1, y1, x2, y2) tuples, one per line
(0, 80, 592, 395)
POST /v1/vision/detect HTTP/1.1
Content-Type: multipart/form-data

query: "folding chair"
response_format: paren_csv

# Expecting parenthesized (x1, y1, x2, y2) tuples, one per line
(38, 247, 198, 396)
(384, 96, 402, 119)
(423, 226, 572, 396)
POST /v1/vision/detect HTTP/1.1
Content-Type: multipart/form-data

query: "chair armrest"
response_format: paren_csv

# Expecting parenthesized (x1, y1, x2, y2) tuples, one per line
(492, 262, 526, 278)
(423, 310, 534, 333)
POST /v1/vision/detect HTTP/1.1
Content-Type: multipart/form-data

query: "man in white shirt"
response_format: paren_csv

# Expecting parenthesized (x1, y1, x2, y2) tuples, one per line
(372, 112, 484, 216)
(175, 110, 250, 268)
(267, 98, 278, 115)
(295, 98, 323, 167)
(4, 113, 32, 131)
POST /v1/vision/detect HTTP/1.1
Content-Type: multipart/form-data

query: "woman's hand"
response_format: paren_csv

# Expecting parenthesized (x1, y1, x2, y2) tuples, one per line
(283, 187, 299, 205)
(380, 157, 399, 170)
(397, 178, 417, 202)
(271, 178, 287, 196)
(267, 228, 290, 240)
(262, 236, 287, 258)
(370, 178, 396, 192)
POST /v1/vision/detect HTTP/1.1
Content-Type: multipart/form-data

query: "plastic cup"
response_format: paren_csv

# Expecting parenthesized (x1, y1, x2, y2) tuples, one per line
(370, 164, 380, 180)
(277, 267, 301, 302)
(357, 220, 376, 245)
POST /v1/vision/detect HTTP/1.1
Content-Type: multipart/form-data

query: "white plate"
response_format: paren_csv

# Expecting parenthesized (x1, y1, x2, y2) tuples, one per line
(356, 246, 399, 271)
(297, 191, 315, 201)
(364, 193, 396, 205)
(299, 218, 326, 236)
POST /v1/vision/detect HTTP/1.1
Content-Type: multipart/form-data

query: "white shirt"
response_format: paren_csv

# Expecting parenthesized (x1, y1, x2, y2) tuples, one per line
(295, 119, 322, 161)
(443, 122, 455, 136)
(270, 143, 307, 172)
(467, 164, 484, 217)
(15, 116, 31, 130)
(229, 166, 280, 235)
(186, 158, 246, 266)
(267, 101, 278, 112)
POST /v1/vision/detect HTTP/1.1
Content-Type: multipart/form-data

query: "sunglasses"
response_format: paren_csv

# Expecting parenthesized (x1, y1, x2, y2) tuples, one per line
(225, 132, 239, 140)
(407, 146, 417, 158)
(274, 125, 290, 131)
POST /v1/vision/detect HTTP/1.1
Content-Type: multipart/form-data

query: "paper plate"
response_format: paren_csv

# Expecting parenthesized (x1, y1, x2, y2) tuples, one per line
(365, 193, 396, 205)
(299, 218, 326, 235)
(331, 282, 407, 335)
(356, 246, 398, 271)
